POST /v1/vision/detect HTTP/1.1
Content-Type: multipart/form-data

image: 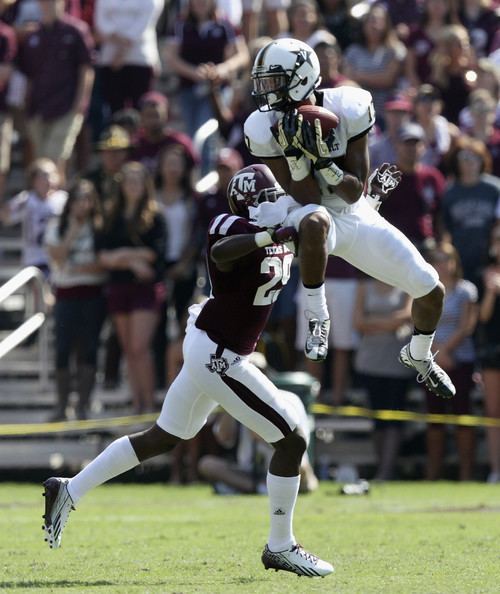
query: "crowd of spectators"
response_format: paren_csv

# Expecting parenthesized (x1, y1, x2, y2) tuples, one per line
(0, 0, 499, 483)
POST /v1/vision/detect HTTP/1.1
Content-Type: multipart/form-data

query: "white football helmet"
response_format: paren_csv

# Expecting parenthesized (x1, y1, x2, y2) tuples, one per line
(251, 38, 321, 112)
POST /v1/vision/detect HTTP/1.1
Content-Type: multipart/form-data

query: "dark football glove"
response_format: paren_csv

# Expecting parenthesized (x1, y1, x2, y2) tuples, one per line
(366, 162, 402, 210)
(271, 110, 302, 156)
(300, 118, 336, 165)
(270, 225, 298, 244)
(271, 110, 311, 181)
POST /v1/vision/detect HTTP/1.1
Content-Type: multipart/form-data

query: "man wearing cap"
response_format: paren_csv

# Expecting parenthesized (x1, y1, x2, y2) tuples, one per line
(131, 91, 197, 175)
(86, 125, 131, 205)
(379, 122, 446, 248)
(86, 124, 132, 390)
(369, 94, 413, 169)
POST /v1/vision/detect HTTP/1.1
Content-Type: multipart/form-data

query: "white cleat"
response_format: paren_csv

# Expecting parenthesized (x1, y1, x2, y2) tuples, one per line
(304, 317, 330, 362)
(42, 477, 75, 549)
(399, 344, 456, 399)
(261, 543, 334, 577)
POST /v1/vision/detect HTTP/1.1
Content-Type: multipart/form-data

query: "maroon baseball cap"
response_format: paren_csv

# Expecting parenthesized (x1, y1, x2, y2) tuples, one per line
(384, 94, 413, 112)
(139, 91, 168, 109)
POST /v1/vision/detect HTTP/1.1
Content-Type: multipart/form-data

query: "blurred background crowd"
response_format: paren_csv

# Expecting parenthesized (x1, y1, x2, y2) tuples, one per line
(0, 0, 499, 488)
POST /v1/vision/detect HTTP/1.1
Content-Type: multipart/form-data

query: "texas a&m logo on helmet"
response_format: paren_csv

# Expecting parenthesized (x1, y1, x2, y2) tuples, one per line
(227, 164, 285, 218)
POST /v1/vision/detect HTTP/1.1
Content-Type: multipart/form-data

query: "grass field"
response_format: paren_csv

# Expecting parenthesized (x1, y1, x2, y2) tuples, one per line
(1, 481, 499, 594)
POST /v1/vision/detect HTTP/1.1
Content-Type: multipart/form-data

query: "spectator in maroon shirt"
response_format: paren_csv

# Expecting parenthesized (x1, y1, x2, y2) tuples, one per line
(369, 94, 413, 169)
(18, 0, 94, 182)
(428, 24, 476, 124)
(380, 122, 446, 248)
(405, 0, 459, 91)
(131, 91, 198, 176)
(0, 3, 15, 199)
(165, 0, 249, 174)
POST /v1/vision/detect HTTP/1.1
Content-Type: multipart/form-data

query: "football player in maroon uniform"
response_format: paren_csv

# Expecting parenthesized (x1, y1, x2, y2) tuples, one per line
(42, 164, 334, 578)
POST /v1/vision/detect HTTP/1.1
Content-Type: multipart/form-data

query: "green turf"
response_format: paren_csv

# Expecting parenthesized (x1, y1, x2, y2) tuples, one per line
(1, 482, 499, 594)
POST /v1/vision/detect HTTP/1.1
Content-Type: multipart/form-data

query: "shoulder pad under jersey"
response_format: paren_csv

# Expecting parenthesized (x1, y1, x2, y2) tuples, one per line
(244, 110, 283, 158)
(321, 86, 375, 141)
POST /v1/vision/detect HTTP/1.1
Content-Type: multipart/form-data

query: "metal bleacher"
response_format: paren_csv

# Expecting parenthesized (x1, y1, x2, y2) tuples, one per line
(0, 229, 160, 474)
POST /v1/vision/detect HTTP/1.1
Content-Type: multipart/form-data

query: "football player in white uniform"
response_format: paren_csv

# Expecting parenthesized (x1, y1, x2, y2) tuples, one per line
(244, 37, 455, 399)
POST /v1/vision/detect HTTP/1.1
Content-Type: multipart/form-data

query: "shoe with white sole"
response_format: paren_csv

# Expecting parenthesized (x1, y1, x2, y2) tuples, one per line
(399, 344, 456, 399)
(262, 543, 334, 577)
(42, 477, 75, 549)
(304, 317, 330, 362)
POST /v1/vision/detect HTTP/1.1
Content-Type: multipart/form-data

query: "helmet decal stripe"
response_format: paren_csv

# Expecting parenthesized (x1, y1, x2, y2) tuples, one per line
(255, 41, 274, 68)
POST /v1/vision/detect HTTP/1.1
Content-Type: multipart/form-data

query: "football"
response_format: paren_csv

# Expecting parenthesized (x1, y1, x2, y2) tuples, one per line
(296, 104, 339, 138)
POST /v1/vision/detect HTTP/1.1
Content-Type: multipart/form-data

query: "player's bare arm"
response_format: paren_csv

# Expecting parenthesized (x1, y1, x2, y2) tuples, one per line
(211, 226, 297, 271)
(260, 156, 321, 205)
(329, 133, 369, 205)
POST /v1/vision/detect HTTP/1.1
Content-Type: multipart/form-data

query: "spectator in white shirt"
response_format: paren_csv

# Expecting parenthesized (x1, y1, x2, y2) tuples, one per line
(94, 0, 164, 114)
(0, 158, 67, 274)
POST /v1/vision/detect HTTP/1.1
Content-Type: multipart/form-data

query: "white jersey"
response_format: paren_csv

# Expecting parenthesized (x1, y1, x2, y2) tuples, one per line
(243, 87, 438, 301)
(244, 86, 375, 210)
(4, 190, 67, 266)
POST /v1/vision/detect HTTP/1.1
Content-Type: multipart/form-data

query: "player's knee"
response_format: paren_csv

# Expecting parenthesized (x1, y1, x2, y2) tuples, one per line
(419, 281, 445, 309)
(130, 424, 181, 461)
(276, 428, 307, 459)
(299, 210, 330, 243)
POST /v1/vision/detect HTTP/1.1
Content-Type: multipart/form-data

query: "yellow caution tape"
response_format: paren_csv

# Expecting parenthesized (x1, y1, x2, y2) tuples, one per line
(0, 413, 158, 436)
(0, 405, 499, 436)
(311, 404, 500, 428)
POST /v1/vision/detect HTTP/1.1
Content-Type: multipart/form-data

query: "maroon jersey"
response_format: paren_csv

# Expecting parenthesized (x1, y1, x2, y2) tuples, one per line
(196, 213, 295, 355)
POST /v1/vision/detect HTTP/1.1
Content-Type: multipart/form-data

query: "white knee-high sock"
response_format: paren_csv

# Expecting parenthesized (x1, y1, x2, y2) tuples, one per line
(303, 284, 329, 321)
(266, 472, 300, 552)
(409, 330, 435, 360)
(67, 436, 139, 503)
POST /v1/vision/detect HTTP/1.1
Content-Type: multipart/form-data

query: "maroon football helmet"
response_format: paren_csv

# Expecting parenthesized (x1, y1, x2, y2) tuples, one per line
(227, 164, 285, 218)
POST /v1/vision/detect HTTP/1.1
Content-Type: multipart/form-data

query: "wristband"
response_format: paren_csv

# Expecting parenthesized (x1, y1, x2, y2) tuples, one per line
(286, 155, 311, 181)
(365, 193, 382, 211)
(255, 230, 273, 248)
(316, 161, 344, 186)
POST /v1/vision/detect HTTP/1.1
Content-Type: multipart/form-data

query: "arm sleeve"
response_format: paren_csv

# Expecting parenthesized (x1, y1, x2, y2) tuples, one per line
(5, 191, 28, 225)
